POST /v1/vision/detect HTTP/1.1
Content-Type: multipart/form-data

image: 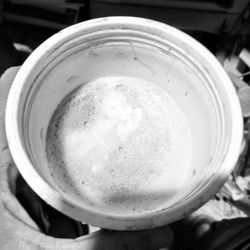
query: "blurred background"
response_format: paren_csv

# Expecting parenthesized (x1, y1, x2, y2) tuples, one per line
(1, 0, 250, 70)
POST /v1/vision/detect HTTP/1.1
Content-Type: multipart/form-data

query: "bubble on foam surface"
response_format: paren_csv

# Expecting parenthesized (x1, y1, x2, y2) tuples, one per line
(46, 76, 193, 215)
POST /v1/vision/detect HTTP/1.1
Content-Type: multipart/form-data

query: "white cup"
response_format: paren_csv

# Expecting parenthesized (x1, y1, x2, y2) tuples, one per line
(5, 17, 243, 230)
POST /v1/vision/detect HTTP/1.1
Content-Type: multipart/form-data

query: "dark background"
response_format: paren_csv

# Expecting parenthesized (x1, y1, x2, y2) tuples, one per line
(1, 0, 250, 73)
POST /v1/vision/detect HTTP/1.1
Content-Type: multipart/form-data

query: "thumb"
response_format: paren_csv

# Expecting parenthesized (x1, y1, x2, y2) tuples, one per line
(0, 66, 20, 152)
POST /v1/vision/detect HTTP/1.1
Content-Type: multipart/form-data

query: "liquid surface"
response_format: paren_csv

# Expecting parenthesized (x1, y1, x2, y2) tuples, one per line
(46, 76, 192, 215)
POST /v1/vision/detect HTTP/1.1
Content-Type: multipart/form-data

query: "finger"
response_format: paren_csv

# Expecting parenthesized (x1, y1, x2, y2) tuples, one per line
(71, 226, 173, 250)
(120, 226, 173, 250)
(145, 226, 173, 250)
(0, 66, 20, 152)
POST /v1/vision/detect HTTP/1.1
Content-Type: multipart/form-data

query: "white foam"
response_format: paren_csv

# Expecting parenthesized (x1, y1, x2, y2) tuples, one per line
(46, 76, 193, 215)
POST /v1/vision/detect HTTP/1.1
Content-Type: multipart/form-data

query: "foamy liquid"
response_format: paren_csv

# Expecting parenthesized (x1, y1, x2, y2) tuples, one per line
(46, 76, 193, 215)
